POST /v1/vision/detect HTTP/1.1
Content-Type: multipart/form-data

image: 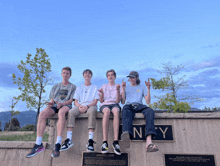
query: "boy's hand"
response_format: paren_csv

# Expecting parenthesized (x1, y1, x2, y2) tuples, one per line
(79, 105, 87, 113)
(98, 88, 104, 97)
(46, 98, 54, 107)
(55, 100, 63, 109)
(121, 79, 126, 90)
(116, 84, 120, 91)
(145, 78, 151, 90)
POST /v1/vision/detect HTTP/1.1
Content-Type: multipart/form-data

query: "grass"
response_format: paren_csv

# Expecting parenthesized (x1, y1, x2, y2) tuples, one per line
(0, 133, 49, 141)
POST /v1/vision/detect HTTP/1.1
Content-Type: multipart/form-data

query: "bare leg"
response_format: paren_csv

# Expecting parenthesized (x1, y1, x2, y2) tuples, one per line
(37, 107, 55, 137)
(57, 106, 70, 137)
(102, 107, 110, 141)
(67, 127, 73, 131)
(146, 135, 158, 150)
(111, 107, 120, 141)
(89, 129, 95, 132)
(146, 135, 152, 147)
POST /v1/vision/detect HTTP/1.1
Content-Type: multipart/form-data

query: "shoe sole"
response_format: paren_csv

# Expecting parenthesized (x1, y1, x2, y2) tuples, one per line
(51, 154, 59, 158)
(60, 144, 74, 152)
(51, 151, 60, 158)
(87, 149, 95, 152)
(146, 148, 159, 152)
(26, 148, 45, 158)
(121, 132, 130, 148)
(112, 145, 121, 155)
(101, 150, 109, 154)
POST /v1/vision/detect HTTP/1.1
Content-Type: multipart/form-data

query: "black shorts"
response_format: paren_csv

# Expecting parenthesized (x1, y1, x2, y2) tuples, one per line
(100, 104, 121, 113)
(51, 105, 72, 113)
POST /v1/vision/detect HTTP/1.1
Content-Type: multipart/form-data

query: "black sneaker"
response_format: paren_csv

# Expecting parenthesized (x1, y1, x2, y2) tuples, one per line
(26, 143, 45, 158)
(112, 144, 121, 155)
(51, 143, 61, 158)
(60, 139, 74, 152)
(86, 139, 96, 152)
(101, 142, 109, 154)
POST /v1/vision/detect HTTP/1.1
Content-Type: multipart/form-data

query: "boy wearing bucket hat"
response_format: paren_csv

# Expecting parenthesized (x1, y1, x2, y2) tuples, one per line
(121, 71, 159, 152)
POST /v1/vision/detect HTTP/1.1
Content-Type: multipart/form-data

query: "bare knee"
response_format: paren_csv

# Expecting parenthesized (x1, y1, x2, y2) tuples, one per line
(58, 107, 69, 119)
(103, 108, 110, 117)
(39, 108, 52, 120)
(58, 111, 66, 119)
(112, 107, 120, 116)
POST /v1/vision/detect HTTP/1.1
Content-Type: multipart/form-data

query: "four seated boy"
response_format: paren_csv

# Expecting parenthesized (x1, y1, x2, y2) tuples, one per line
(26, 68, 159, 158)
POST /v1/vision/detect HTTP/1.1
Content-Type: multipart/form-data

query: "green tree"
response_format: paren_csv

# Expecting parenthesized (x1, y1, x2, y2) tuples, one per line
(9, 98, 20, 131)
(12, 48, 52, 131)
(203, 106, 220, 112)
(5, 118, 20, 131)
(150, 62, 196, 113)
(20, 124, 36, 131)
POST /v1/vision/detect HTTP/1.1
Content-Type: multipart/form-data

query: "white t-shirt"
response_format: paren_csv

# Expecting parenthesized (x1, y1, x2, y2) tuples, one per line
(99, 83, 122, 107)
(73, 84, 99, 106)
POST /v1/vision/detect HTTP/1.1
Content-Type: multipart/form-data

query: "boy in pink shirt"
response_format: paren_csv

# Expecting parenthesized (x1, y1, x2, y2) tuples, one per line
(98, 69, 121, 155)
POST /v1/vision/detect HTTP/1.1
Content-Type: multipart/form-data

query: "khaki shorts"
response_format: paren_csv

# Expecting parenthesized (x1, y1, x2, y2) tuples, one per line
(67, 106, 97, 129)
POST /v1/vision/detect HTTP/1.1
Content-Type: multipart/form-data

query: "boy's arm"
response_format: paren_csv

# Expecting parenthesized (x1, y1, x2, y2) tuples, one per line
(47, 84, 58, 107)
(144, 90, 151, 104)
(74, 99, 81, 107)
(121, 80, 126, 104)
(98, 88, 104, 103)
(87, 99, 98, 108)
(55, 99, 74, 109)
(60, 99, 74, 106)
(116, 84, 121, 104)
(144, 78, 151, 104)
(121, 90, 126, 104)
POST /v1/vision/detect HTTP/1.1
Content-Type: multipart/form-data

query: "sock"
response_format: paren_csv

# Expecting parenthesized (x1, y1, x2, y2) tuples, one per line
(113, 140, 119, 145)
(67, 131, 72, 140)
(56, 136, 62, 145)
(36, 137, 42, 145)
(89, 132, 94, 140)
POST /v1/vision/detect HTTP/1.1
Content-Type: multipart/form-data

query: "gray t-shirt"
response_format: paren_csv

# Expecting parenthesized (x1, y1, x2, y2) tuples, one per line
(49, 82, 76, 108)
(125, 85, 148, 105)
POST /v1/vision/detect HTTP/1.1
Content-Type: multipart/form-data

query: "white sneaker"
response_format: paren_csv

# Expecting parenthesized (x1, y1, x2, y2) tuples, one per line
(60, 139, 74, 151)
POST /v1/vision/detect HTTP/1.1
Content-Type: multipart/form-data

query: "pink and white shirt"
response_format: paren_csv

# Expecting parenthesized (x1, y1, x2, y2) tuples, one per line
(99, 83, 122, 107)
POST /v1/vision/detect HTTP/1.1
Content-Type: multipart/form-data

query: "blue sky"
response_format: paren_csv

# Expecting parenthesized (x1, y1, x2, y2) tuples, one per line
(0, 0, 220, 112)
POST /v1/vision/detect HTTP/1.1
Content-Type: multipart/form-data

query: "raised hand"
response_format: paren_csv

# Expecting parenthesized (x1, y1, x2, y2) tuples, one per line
(55, 100, 63, 109)
(98, 88, 104, 97)
(145, 78, 151, 89)
(116, 84, 120, 90)
(121, 79, 126, 89)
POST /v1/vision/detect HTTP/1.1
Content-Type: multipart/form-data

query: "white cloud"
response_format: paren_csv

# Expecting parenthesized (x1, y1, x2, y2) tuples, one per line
(7, 74, 12, 77)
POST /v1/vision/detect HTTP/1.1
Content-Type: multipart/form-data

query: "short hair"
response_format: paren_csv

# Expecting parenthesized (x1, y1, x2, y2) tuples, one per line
(106, 69, 116, 78)
(83, 69, 93, 76)
(62, 67, 72, 75)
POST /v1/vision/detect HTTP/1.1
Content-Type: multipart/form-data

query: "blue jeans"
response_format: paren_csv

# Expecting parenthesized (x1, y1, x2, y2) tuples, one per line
(122, 104, 157, 139)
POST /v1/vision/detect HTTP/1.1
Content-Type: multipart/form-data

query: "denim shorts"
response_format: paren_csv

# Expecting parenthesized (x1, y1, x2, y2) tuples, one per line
(51, 105, 72, 113)
(100, 104, 121, 113)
